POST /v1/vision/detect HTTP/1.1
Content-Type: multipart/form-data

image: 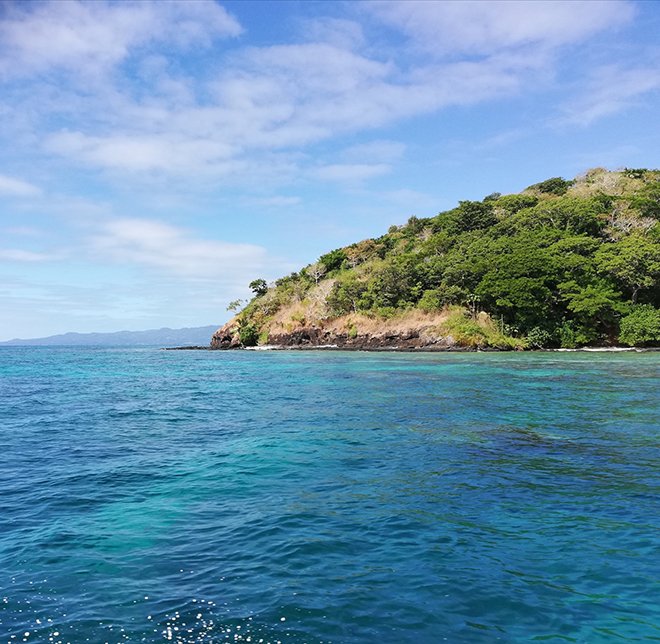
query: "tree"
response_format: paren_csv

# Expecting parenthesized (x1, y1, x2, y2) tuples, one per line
(345, 240, 378, 268)
(404, 215, 425, 236)
(326, 274, 366, 315)
(472, 231, 559, 331)
(596, 234, 660, 303)
(528, 177, 573, 195)
(418, 285, 464, 312)
(557, 278, 621, 342)
(493, 193, 538, 215)
(308, 262, 327, 285)
(249, 279, 268, 297)
(365, 255, 420, 309)
(439, 200, 496, 234)
(237, 317, 259, 346)
(319, 248, 346, 273)
(629, 182, 660, 219)
(227, 299, 244, 312)
(619, 305, 660, 346)
(506, 196, 608, 236)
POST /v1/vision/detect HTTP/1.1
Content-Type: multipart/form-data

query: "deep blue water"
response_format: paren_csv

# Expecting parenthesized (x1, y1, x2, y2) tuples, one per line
(0, 347, 658, 643)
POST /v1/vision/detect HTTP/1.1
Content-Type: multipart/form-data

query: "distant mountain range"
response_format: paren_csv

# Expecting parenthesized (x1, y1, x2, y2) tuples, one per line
(0, 325, 218, 347)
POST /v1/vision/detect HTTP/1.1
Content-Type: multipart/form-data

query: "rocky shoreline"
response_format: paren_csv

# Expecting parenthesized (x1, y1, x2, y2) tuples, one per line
(162, 324, 654, 352)
(161, 315, 657, 352)
(209, 325, 460, 351)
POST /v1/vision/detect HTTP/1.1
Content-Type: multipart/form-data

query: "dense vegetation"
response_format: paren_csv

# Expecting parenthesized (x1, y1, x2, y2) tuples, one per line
(235, 168, 660, 348)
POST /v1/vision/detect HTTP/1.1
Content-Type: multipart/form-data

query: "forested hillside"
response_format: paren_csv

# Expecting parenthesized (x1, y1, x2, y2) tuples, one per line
(216, 168, 660, 349)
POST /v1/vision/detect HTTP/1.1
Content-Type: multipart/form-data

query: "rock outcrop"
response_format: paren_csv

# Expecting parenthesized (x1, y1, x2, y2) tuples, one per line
(210, 311, 457, 351)
(210, 320, 242, 349)
(266, 327, 457, 350)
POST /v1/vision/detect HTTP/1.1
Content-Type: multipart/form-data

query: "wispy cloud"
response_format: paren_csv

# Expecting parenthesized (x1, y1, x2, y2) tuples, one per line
(35, 51, 525, 180)
(2, 226, 43, 236)
(341, 140, 406, 164)
(0, 0, 241, 78)
(298, 17, 366, 50)
(560, 64, 660, 126)
(45, 131, 236, 175)
(0, 173, 41, 196)
(365, 0, 634, 56)
(0, 0, 635, 189)
(90, 217, 285, 287)
(0, 248, 56, 262)
(248, 195, 302, 208)
(311, 163, 391, 184)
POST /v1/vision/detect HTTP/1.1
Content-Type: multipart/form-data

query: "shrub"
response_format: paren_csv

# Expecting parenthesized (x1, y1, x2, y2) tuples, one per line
(629, 182, 660, 220)
(319, 248, 347, 273)
(238, 322, 259, 347)
(440, 308, 525, 349)
(404, 216, 428, 236)
(494, 193, 539, 215)
(619, 305, 660, 346)
(326, 274, 367, 316)
(526, 327, 553, 349)
(438, 200, 497, 234)
(558, 321, 596, 348)
(528, 177, 574, 196)
(418, 289, 443, 312)
(418, 285, 464, 312)
(373, 306, 398, 319)
(623, 168, 648, 179)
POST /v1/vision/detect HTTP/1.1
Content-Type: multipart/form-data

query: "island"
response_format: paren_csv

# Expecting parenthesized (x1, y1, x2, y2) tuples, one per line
(212, 168, 660, 351)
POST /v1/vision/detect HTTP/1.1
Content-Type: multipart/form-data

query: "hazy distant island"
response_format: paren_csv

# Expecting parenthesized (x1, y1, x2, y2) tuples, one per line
(212, 168, 660, 351)
(0, 325, 219, 347)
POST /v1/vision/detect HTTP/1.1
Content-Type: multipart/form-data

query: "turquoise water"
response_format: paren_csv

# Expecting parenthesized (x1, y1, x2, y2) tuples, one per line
(1, 348, 658, 643)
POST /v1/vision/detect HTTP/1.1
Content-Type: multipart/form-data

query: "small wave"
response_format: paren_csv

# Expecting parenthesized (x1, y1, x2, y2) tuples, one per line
(244, 344, 282, 351)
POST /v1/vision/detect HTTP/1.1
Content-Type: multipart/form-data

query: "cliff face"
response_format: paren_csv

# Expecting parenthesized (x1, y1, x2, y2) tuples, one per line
(211, 168, 660, 350)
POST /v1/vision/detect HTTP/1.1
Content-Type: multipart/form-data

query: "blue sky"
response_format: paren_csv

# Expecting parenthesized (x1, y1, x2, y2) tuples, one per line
(1, 0, 659, 340)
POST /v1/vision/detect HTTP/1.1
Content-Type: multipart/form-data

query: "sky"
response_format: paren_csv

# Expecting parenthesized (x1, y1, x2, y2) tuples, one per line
(1, 0, 659, 340)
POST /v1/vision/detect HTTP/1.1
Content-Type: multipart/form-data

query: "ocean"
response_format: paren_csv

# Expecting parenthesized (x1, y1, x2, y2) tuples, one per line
(1, 347, 658, 643)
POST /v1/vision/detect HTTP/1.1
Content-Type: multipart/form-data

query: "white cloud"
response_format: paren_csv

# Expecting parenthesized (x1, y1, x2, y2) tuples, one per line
(0, 0, 241, 78)
(91, 218, 278, 285)
(0, 0, 646, 189)
(0, 249, 55, 262)
(0, 173, 41, 196)
(560, 65, 660, 126)
(342, 140, 406, 163)
(299, 17, 366, 50)
(311, 163, 391, 183)
(46, 131, 236, 174)
(249, 196, 302, 208)
(382, 188, 438, 210)
(2, 226, 43, 236)
(366, 0, 634, 56)
(34, 40, 524, 179)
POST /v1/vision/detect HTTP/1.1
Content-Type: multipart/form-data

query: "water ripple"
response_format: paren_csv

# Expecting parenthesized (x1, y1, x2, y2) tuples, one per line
(1, 348, 659, 642)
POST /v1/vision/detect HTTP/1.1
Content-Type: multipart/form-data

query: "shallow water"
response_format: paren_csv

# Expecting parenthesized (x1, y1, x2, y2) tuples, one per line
(1, 347, 658, 643)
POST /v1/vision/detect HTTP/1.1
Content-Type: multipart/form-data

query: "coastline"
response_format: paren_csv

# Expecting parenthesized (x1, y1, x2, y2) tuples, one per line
(164, 344, 657, 353)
